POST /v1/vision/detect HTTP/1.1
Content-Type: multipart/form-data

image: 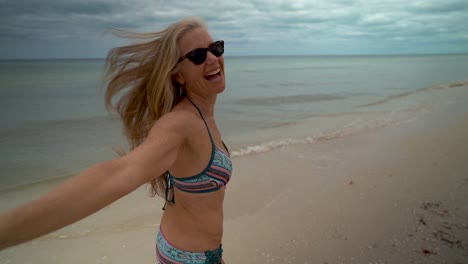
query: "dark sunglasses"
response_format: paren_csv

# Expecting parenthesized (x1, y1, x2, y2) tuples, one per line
(178, 40, 224, 65)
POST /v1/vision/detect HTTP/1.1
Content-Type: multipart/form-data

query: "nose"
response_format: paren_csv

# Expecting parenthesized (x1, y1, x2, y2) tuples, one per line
(206, 50, 218, 64)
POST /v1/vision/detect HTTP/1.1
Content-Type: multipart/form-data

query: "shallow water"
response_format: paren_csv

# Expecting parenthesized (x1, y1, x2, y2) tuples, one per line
(1, 55, 467, 188)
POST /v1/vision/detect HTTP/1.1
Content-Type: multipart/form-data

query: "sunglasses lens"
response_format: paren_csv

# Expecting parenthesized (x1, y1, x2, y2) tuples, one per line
(187, 49, 207, 65)
(209, 41, 224, 57)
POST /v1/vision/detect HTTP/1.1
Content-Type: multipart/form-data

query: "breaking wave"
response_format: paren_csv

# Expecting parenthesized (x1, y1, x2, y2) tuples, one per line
(355, 80, 468, 108)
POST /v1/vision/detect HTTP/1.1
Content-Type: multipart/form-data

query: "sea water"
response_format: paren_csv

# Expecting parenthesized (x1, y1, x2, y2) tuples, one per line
(1, 54, 467, 189)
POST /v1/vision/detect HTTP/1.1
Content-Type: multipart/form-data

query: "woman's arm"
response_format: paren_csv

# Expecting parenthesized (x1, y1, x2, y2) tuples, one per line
(0, 111, 189, 250)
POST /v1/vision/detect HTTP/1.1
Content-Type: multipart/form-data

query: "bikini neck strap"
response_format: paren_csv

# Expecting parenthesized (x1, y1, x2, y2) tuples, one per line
(186, 97, 215, 144)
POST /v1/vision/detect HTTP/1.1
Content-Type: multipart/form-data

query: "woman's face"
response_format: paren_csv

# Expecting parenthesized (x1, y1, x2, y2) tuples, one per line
(175, 27, 225, 96)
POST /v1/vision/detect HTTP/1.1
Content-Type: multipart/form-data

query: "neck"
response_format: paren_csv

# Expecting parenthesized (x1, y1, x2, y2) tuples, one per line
(186, 93, 217, 117)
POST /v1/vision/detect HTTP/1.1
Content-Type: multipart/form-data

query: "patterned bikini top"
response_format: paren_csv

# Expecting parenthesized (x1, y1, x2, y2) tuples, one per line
(163, 98, 233, 210)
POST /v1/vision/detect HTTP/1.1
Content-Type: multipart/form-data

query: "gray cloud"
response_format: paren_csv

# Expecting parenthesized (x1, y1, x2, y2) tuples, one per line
(408, 1, 468, 14)
(0, 0, 467, 58)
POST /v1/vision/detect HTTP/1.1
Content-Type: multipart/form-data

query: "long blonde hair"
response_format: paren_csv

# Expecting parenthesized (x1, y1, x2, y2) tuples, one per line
(104, 17, 206, 197)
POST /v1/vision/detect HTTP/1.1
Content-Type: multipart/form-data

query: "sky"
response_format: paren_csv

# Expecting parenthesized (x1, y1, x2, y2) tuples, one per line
(1, 0, 468, 59)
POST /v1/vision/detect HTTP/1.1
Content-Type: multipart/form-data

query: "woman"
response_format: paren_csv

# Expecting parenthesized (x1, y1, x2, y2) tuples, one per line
(0, 17, 232, 264)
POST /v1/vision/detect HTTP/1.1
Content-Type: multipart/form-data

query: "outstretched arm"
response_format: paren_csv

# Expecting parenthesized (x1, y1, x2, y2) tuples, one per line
(0, 112, 188, 250)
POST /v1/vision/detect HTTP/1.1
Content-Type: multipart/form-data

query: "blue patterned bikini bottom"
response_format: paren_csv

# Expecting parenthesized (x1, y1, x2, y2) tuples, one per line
(156, 227, 223, 264)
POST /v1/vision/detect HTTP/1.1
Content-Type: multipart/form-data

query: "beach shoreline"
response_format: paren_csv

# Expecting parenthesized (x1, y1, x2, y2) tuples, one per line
(222, 89, 468, 263)
(1, 85, 467, 263)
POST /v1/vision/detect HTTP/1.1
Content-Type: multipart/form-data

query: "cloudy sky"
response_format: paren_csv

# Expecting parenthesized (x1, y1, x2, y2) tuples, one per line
(1, 0, 467, 59)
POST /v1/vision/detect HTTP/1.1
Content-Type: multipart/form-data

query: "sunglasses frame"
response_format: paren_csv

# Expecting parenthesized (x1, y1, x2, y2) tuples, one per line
(178, 40, 224, 65)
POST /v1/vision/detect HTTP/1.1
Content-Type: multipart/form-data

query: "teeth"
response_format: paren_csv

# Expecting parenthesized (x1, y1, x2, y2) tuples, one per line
(205, 69, 220, 76)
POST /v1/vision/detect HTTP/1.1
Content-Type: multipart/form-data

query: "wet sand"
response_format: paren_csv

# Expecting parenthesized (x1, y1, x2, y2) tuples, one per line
(223, 101, 468, 264)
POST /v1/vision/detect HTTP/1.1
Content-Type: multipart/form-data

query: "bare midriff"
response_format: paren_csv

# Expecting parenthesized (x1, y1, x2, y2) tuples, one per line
(159, 187, 225, 252)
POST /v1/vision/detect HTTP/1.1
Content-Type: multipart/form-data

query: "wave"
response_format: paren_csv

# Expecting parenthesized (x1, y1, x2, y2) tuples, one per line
(237, 65, 347, 73)
(229, 102, 435, 158)
(256, 82, 314, 88)
(230, 131, 354, 158)
(355, 80, 468, 108)
(231, 93, 350, 106)
(231, 117, 416, 158)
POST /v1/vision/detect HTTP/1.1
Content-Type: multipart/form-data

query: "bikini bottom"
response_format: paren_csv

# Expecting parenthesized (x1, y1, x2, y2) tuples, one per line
(156, 227, 223, 264)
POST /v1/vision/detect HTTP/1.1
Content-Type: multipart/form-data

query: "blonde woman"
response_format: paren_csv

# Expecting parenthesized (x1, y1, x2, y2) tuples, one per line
(0, 17, 232, 264)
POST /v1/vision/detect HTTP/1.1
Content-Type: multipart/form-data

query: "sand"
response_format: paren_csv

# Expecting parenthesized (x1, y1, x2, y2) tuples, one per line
(1, 88, 468, 263)
(223, 102, 468, 264)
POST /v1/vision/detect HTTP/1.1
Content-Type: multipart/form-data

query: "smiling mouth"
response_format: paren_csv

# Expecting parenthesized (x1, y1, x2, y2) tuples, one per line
(204, 69, 221, 80)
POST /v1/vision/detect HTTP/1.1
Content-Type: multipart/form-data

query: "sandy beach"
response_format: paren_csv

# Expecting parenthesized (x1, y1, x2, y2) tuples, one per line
(1, 85, 467, 263)
(223, 98, 468, 263)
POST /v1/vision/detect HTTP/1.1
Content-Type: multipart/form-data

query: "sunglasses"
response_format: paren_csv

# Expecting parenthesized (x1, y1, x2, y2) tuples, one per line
(178, 40, 224, 65)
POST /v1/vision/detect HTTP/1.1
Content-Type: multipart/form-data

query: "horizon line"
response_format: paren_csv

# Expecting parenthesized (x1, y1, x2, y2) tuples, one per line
(1, 52, 467, 61)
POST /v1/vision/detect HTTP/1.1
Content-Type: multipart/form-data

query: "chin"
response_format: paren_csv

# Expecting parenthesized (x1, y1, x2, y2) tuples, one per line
(213, 83, 226, 94)
(208, 75, 226, 94)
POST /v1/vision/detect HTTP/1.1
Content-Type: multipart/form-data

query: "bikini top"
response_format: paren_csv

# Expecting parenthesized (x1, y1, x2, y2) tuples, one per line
(163, 98, 233, 210)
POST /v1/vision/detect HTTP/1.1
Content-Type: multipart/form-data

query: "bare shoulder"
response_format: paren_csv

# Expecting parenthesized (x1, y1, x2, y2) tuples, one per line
(120, 109, 200, 184)
(146, 108, 198, 141)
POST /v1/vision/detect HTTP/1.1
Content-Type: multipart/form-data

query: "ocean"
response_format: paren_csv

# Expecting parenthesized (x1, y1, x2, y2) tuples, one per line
(1, 54, 467, 189)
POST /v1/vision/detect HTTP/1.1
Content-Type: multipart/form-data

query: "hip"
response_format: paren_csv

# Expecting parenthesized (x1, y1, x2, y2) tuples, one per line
(156, 227, 223, 264)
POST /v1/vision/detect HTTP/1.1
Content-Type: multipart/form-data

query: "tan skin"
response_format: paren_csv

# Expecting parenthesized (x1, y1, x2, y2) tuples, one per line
(162, 27, 228, 252)
(0, 27, 228, 262)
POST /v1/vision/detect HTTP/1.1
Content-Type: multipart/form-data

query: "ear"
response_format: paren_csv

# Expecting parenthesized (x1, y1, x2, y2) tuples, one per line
(173, 73, 185, 85)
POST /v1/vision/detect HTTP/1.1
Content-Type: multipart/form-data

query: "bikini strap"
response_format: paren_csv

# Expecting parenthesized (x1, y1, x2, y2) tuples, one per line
(162, 98, 216, 210)
(186, 97, 215, 146)
(162, 172, 174, 210)
(222, 141, 230, 155)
